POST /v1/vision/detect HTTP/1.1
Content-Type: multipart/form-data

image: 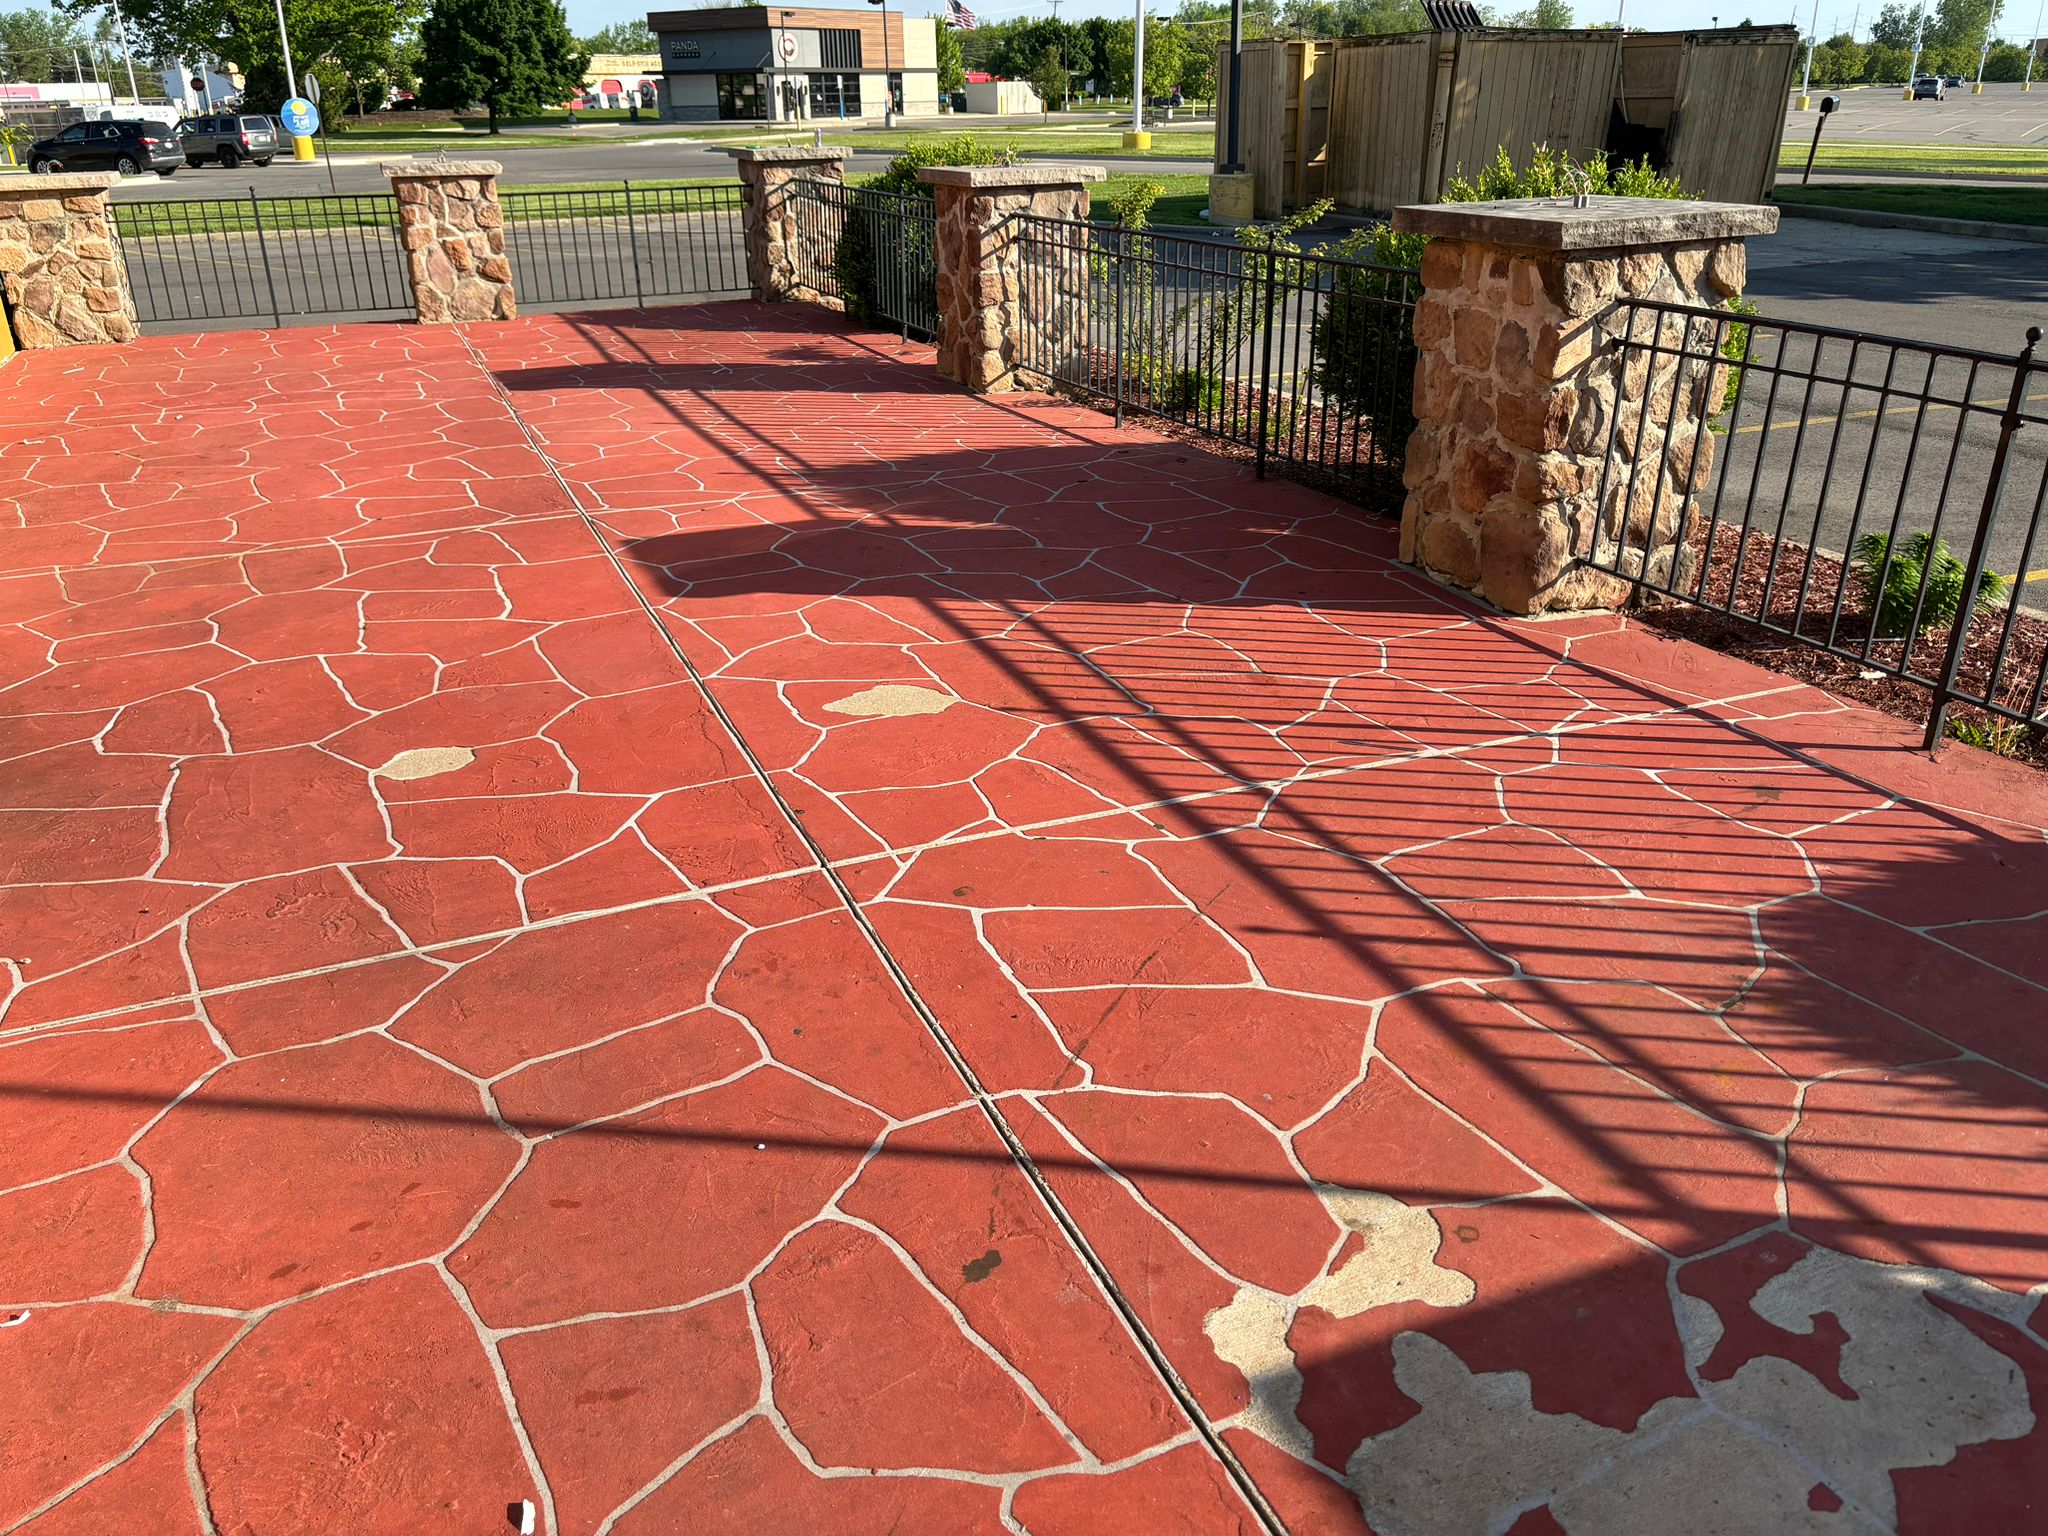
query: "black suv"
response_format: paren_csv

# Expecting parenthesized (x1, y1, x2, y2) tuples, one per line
(29, 119, 182, 177)
(178, 114, 280, 168)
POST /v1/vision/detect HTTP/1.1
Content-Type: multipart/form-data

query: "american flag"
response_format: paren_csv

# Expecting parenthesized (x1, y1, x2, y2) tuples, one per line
(946, 0, 979, 27)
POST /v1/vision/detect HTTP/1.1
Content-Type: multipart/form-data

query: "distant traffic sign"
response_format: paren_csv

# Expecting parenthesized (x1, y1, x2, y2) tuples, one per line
(279, 96, 319, 136)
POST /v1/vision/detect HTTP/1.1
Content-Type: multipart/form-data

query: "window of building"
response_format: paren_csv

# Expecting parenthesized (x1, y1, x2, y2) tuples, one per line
(887, 71, 902, 113)
(807, 72, 861, 118)
(818, 28, 861, 70)
(716, 72, 767, 119)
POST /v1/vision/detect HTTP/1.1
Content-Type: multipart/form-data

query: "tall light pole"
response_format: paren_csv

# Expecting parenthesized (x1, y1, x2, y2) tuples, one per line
(107, 0, 141, 103)
(865, 0, 894, 127)
(1905, 2, 1926, 99)
(1129, 0, 1145, 143)
(1221, 0, 1243, 171)
(2028, 0, 2044, 90)
(1797, 0, 1821, 107)
(1974, 28, 1991, 91)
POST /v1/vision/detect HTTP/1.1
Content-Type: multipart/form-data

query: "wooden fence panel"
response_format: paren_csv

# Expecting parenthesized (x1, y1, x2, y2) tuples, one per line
(1667, 34, 1801, 201)
(1324, 36, 1437, 213)
(1439, 32, 1616, 187)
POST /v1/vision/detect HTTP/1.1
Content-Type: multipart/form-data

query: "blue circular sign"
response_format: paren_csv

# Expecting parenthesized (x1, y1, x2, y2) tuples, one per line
(279, 96, 319, 136)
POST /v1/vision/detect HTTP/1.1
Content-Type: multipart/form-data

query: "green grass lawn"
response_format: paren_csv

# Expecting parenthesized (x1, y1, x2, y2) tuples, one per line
(1092, 172, 1213, 226)
(1777, 140, 2048, 177)
(710, 126, 1215, 160)
(1774, 181, 2048, 227)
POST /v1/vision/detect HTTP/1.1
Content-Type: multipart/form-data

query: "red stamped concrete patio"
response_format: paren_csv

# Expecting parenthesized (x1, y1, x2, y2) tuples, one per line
(4, 304, 2046, 1535)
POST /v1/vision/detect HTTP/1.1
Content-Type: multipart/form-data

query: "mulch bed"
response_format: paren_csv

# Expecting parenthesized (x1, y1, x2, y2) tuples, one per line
(1637, 522, 2048, 769)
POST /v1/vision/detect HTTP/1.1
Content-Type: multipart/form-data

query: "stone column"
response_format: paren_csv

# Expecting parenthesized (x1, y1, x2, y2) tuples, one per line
(383, 161, 515, 324)
(734, 147, 848, 304)
(0, 173, 136, 349)
(918, 164, 1103, 394)
(1392, 197, 1778, 616)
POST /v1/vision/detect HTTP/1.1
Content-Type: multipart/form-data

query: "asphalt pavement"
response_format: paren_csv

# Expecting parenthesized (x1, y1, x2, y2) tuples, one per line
(1782, 80, 2048, 147)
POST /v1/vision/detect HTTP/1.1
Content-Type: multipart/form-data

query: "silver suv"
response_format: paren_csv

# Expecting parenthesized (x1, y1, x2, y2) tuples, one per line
(179, 114, 279, 168)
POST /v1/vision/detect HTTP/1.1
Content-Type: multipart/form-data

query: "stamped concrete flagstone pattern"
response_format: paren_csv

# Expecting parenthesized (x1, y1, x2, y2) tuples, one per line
(4, 305, 2047, 1533)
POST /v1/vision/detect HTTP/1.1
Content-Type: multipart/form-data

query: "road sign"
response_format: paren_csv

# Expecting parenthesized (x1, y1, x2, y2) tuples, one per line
(279, 96, 319, 136)
(190, 75, 205, 92)
(304, 74, 321, 104)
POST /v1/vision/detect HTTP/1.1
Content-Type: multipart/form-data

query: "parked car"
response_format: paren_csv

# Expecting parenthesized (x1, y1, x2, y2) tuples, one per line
(178, 114, 278, 168)
(1912, 75, 1946, 99)
(1942, 74, 1964, 87)
(28, 119, 181, 176)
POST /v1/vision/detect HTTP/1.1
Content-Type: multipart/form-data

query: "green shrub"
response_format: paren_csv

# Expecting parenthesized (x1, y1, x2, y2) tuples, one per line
(834, 135, 1015, 333)
(1947, 716, 2031, 756)
(1851, 531, 2007, 640)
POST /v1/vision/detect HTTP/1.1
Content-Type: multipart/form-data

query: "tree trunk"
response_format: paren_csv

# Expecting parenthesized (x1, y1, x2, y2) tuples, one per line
(488, 101, 499, 133)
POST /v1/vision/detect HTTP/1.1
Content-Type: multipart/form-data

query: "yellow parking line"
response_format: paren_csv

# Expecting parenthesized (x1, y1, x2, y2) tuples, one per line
(1733, 390, 2048, 437)
(2022, 568, 2048, 585)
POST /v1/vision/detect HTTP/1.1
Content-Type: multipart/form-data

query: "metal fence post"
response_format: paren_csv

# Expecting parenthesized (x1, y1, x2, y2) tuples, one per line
(623, 181, 645, 308)
(1254, 251, 1279, 479)
(249, 189, 283, 329)
(1111, 219, 1126, 429)
(1923, 324, 2042, 750)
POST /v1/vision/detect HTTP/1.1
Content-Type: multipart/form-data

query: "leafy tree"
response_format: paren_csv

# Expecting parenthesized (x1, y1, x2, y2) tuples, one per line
(1076, 15, 1115, 92)
(418, 0, 586, 131)
(935, 20, 964, 94)
(1926, 0, 2000, 54)
(1, 6, 90, 75)
(55, 0, 417, 109)
(1488, 0, 1573, 23)
(1810, 33, 1865, 81)
(580, 17, 655, 52)
(1867, 1, 1924, 50)
(1278, 0, 1426, 36)
(1982, 39, 2031, 78)
(1028, 48, 1069, 111)
(1104, 14, 1185, 99)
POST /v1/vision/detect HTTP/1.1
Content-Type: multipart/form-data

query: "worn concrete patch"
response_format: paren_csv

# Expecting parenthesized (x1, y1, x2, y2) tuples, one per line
(1305, 1188, 1478, 1318)
(822, 685, 958, 718)
(1204, 1288, 1312, 1459)
(375, 746, 477, 781)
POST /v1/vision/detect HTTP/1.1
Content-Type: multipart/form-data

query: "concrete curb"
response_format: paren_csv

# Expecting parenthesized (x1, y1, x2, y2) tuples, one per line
(1775, 199, 2048, 245)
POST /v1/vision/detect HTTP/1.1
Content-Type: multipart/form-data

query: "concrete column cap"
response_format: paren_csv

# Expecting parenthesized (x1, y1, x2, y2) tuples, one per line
(382, 160, 504, 178)
(1391, 196, 1779, 251)
(732, 146, 851, 163)
(917, 164, 1107, 188)
(0, 172, 119, 193)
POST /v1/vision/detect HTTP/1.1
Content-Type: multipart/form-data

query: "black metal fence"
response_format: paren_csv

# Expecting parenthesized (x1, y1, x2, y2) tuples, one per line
(1587, 299, 2048, 746)
(1008, 215, 1422, 513)
(499, 182, 747, 310)
(783, 178, 939, 341)
(111, 182, 749, 333)
(115, 192, 413, 330)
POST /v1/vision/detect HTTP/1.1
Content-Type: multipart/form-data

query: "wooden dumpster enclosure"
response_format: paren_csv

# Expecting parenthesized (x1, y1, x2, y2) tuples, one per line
(1216, 26, 1800, 218)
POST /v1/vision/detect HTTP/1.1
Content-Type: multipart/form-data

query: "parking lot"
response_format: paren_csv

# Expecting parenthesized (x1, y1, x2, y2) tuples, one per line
(1782, 79, 2048, 150)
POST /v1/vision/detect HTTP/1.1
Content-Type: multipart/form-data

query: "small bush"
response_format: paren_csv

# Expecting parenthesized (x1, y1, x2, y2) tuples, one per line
(1947, 716, 2031, 757)
(1852, 531, 2007, 639)
(834, 135, 1013, 332)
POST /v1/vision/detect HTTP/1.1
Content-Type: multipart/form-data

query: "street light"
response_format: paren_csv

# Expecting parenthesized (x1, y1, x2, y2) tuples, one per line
(2028, 0, 2045, 91)
(865, 0, 895, 127)
(1128, 0, 1146, 146)
(1797, 0, 1821, 107)
(106, 0, 142, 103)
(1905, 3, 1927, 99)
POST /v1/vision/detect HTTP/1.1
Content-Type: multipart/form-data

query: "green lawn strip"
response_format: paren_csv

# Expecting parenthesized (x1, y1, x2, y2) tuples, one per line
(114, 177, 741, 236)
(1774, 181, 2048, 227)
(1776, 140, 2048, 177)
(707, 127, 1214, 159)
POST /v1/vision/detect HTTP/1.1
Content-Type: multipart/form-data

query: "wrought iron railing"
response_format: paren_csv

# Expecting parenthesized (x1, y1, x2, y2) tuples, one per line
(1587, 300, 2048, 746)
(499, 182, 747, 310)
(1007, 215, 1422, 514)
(782, 178, 939, 341)
(114, 192, 413, 330)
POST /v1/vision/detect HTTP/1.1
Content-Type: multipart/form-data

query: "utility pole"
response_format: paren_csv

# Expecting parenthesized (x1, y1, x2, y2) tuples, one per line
(1974, 29, 1991, 91)
(2028, 0, 2045, 90)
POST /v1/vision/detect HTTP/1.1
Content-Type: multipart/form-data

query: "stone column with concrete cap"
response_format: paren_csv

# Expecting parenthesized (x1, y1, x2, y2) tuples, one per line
(0, 172, 136, 349)
(383, 161, 515, 324)
(918, 164, 1104, 394)
(1392, 196, 1779, 616)
(734, 147, 849, 304)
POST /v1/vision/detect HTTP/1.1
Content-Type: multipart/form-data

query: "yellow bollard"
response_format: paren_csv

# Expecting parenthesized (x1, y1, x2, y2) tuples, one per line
(1903, 85, 1915, 99)
(293, 135, 315, 161)
(1123, 130, 1151, 150)
(1973, 81, 1984, 93)
(1795, 93, 1811, 110)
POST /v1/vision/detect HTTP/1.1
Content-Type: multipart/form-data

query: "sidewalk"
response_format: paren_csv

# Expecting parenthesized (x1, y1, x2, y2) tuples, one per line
(3, 304, 2044, 1534)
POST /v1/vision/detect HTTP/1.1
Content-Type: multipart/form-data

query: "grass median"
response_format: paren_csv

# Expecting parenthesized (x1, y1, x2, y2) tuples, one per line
(1777, 140, 2048, 177)
(1774, 181, 2048, 227)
